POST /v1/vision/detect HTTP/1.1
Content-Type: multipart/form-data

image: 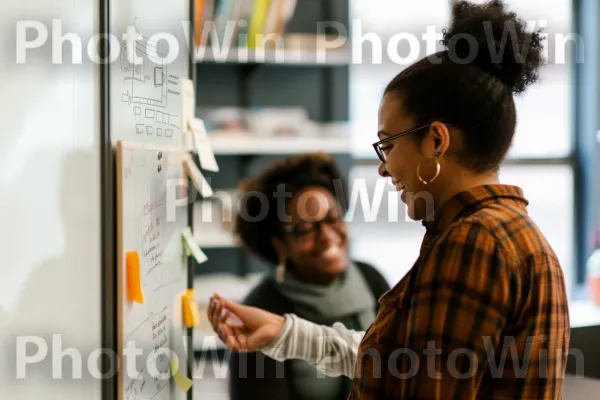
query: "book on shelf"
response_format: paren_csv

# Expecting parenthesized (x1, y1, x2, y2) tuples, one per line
(194, 0, 298, 50)
(195, 0, 213, 48)
(247, 0, 270, 48)
(214, 0, 243, 46)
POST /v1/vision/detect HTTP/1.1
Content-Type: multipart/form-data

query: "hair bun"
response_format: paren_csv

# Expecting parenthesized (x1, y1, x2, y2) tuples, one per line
(442, 0, 545, 94)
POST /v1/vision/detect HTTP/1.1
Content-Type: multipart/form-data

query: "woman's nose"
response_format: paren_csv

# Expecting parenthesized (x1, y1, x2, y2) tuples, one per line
(378, 162, 389, 178)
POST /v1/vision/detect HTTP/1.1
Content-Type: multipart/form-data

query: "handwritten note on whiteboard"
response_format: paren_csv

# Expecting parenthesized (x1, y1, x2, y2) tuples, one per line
(117, 142, 190, 400)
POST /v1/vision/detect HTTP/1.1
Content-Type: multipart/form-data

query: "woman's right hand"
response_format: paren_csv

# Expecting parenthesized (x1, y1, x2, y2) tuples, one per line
(207, 293, 286, 352)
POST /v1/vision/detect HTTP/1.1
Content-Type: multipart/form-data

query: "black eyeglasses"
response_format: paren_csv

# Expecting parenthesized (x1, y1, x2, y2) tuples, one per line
(281, 212, 344, 241)
(372, 123, 451, 163)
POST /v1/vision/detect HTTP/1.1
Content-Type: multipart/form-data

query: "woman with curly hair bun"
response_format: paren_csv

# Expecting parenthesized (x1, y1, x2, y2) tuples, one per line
(228, 152, 390, 400)
(210, 1, 570, 399)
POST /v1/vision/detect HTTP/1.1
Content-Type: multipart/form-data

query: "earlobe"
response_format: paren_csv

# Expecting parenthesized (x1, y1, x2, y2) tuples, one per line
(271, 237, 287, 282)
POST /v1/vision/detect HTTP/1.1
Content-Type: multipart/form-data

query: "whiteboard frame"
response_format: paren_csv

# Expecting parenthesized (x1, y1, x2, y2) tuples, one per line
(185, 2, 197, 397)
(99, 0, 116, 398)
(100, 0, 197, 398)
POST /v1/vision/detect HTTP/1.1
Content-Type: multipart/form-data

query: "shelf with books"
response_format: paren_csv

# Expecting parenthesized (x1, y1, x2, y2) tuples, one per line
(195, 0, 300, 50)
(194, 0, 352, 66)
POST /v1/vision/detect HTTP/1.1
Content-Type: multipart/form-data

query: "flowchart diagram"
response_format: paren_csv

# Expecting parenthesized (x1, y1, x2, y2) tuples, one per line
(120, 22, 181, 140)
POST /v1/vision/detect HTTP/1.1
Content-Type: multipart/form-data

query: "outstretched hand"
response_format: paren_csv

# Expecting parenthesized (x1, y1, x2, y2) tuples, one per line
(207, 293, 286, 352)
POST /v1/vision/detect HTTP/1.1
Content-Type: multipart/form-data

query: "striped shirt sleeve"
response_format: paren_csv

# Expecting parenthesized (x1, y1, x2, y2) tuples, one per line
(260, 313, 365, 378)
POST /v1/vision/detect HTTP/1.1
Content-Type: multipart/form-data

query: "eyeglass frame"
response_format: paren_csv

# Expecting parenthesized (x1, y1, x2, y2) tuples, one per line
(279, 211, 344, 240)
(372, 122, 452, 163)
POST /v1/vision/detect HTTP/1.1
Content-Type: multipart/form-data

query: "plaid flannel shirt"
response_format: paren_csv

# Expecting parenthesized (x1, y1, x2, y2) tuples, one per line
(350, 184, 570, 399)
(262, 185, 570, 400)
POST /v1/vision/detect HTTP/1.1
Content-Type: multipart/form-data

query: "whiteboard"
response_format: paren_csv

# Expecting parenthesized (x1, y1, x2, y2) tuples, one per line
(110, 0, 192, 149)
(109, 0, 193, 398)
(116, 142, 190, 400)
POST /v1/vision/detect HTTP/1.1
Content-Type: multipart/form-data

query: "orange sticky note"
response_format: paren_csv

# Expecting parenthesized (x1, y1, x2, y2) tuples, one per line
(182, 289, 200, 328)
(126, 251, 145, 304)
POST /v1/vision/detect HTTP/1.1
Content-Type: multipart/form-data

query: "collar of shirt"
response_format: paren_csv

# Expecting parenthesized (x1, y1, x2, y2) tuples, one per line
(421, 184, 529, 235)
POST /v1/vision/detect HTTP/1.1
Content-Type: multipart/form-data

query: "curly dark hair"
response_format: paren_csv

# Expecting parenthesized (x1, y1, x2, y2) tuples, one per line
(233, 153, 346, 265)
(385, 0, 544, 172)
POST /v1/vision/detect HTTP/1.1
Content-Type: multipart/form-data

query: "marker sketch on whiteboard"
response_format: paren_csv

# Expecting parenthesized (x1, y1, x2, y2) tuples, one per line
(120, 20, 182, 139)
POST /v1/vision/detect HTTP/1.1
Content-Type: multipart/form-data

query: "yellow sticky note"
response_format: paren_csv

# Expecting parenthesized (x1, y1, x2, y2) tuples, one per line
(182, 289, 201, 328)
(171, 355, 193, 392)
(126, 251, 144, 304)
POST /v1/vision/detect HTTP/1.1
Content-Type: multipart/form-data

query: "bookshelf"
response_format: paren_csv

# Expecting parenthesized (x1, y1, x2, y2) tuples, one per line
(191, 0, 353, 353)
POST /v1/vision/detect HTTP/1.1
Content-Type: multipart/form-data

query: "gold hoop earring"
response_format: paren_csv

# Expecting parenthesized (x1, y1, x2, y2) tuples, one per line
(417, 155, 441, 185)
(276, 254, 286, 283)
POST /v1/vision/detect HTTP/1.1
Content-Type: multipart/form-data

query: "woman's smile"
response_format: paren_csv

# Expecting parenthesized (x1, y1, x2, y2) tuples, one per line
(391, 179, 405, 191)
(317, 244, 342, 261)
(391, 179, 407, 202)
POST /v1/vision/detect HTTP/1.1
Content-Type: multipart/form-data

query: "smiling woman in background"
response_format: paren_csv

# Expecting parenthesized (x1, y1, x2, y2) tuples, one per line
(227, 153, 389, 400)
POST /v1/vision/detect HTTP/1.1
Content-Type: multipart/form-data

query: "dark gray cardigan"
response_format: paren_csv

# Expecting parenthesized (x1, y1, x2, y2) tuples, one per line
(227, 261, 390, 400)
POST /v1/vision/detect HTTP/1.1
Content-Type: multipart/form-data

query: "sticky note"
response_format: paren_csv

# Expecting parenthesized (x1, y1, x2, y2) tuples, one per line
(181, 235, 191, 257)
(126, 251, 144, 304)
(171, 355, 193, 392)
(190, 118, 219, 172)
(181, 227, 208, 264)
(183, 158, 213, 198)
(181, 78, 195, 134)
(182, 289, 201, 328)
(162, 233, 180, 263)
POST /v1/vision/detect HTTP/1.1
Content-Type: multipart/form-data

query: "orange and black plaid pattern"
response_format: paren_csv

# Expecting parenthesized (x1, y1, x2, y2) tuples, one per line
(350, 185, 570, 399)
